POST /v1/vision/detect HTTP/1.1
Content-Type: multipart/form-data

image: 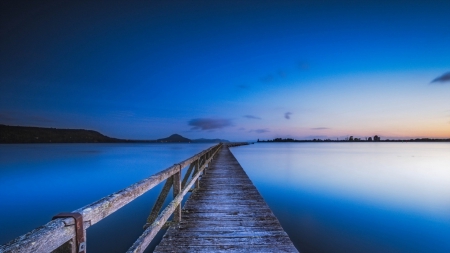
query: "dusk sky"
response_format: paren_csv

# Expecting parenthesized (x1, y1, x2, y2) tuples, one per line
(1, 0, 449, 141)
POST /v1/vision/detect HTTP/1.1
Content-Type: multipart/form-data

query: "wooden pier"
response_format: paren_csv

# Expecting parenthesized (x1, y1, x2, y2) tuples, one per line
(0, 143, 298, 253)
(154, 146, 298, 252)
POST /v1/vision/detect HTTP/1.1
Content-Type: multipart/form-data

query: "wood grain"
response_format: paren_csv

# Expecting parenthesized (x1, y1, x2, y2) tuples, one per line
(0, 144, 222, 253)
(154, 146, 298, 253)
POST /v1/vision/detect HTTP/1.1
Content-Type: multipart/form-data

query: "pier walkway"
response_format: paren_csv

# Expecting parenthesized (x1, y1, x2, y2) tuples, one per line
(0, 143, 298, 253)
(154, 146, 298, 252)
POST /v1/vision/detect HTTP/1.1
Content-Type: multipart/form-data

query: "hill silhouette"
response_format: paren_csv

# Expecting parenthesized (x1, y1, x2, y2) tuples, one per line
(0, 125, 230, 143)
(156, 134, 191, 143)
(156, 134, 230, 143)
(0, 124, 120, 143)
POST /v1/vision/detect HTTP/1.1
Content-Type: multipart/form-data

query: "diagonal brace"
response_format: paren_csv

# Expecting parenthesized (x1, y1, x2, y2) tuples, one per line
(144, 176, 173, 229)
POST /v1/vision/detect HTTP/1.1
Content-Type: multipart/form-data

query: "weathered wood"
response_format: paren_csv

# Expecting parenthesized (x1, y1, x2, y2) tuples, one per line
(154, 146, 298, 253)
(181, 163, 195, 189)
(0, 143, 221, 253)
(126, 146, 222, 253)
(51, 238, 75, 253)
(0, 219, 84, 253)
(144, 176, 173, 228)
(172, 168, 181, 223)
(72, 145, 217, 227)
(194, 159, 200, 189)
(152, 245, 297, 252)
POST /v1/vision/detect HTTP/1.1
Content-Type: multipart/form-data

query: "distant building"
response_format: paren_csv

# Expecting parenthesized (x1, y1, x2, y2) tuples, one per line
(374, 135, 380, 141)
(368, 137, 373, 141)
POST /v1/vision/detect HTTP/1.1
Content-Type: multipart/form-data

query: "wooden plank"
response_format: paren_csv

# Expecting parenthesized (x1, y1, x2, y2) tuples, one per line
(181, 163, 195, 189)
(152, 245, 297, 253)
(0, 144, 221, 253)
(72, 144, 220, 227)
(144, 176, 173, 228)
(126, 145, 223, 253)
(0, 218, 91, 253)
(154, 146, 298, 252)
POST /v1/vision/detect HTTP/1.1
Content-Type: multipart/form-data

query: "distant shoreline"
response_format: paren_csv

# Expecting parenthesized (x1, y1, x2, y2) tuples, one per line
(258, 138, 450, 143)
(0, 125, 229, 144)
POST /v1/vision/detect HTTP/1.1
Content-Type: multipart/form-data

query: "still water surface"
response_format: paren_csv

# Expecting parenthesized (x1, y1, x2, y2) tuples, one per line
(0, 143, 213, 252)
(231, 143, 450, 253)
(1, 143, 450, 252)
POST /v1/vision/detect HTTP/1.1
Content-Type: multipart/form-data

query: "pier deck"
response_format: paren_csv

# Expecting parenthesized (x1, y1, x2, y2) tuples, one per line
(154, 146, 298, 252)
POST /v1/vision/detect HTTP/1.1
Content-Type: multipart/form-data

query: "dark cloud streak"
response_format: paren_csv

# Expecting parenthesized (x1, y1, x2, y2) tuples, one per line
(431, 72, 450, 83)
(188, 118, 232, 130)
(244, 115, 261, 120)
(250, 128, 270, 133)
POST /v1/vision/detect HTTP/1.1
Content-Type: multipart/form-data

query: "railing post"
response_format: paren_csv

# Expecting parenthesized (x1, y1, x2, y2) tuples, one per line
(81, 230, 86, 253)
(195, 158, 200, 189)
(51, 213, 86, 253)
(2, 144, 224, 253)
(173, 165, 181, 223)
(203, 151, 209, 175)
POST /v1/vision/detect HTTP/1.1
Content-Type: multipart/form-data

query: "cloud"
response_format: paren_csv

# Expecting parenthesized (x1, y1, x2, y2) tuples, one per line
(284, 112, 292, 119)
(188, 118, 232, 130)
(250, 128, 270, 133)
(311, 127, 329, 130)
(431, 72, 450, 83)
(244, 115, 261, 120)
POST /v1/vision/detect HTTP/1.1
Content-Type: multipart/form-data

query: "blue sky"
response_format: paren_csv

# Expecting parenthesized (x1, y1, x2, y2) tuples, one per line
(1, 0, 449, 141)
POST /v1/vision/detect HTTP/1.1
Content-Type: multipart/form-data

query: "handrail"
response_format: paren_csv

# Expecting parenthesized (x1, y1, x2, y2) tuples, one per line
(127, 143, 222, 253)
(0, 143, 223, 253)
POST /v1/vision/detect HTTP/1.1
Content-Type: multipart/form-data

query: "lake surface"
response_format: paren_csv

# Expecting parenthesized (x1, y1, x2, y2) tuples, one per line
(0, 143, 213, 252)
(231, 143, 450, 253)
(1, 143, 450, 253)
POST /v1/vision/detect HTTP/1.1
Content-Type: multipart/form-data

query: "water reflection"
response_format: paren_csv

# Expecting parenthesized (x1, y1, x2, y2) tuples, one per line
(0, 143, 212, 252)
(231, 143, 450, 253)
(2, 143, 449, 252)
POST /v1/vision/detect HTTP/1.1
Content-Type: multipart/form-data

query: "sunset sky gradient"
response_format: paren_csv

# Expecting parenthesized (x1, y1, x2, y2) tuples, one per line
(1, 0, 449, 141)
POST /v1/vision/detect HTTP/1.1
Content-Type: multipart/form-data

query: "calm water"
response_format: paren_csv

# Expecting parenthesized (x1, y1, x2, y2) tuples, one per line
(231, 143, 450, 253)
(0, 143, 213, 252)
(1, 143, 450, 253)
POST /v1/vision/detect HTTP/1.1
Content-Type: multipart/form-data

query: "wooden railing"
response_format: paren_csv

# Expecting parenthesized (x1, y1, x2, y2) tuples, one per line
(0, 143, 223, 253)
